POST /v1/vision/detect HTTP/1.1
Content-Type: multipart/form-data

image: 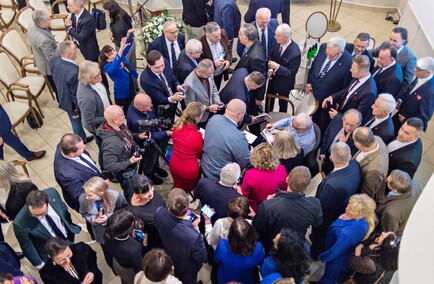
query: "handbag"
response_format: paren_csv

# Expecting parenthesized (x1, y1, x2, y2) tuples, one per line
(26, 107, 43, 129)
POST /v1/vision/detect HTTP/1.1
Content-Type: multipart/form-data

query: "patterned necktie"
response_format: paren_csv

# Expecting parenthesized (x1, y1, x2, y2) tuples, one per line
(340, 80, 360, 110)
(407, 78, 419, 94)
(45, 214, 66, 239)
(319, 60, 332, 79)
(159, 74, 173, 96)
(278, 45, 283, 57)
(170, 42, 178, 73)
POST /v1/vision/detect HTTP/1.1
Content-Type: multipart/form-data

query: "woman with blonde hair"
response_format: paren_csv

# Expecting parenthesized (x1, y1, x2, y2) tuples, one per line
(273, 131, 304, 174)
(169, 102, 205, 192)
(242, 143, 288, 212)
(318, 193, 377, 283)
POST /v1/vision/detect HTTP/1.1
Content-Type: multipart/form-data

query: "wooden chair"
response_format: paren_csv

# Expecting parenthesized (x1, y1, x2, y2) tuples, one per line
(16, 6, 33, 33)
(10, 159, 30, 177)
(293, 90, 319, 117)
(0, 0, 17, 30)
(2, 100, 38, 136)
(304, 171, 325, 197)
(28, 0, 68, 41)
(265, 93, 295, 122)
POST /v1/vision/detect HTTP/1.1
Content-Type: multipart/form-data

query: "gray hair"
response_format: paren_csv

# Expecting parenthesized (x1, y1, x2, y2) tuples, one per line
(417, 56, 434, 73)
(327, 36, 346, 52)
(78, 60, 99, 85)
(163, 20, 176, 32)
(220, 163, 241, 186)
(293, 113, 312, 129)
(377, 93, 396, 114)
(331, 142, 351, 164)
(197, 58, 214, 73)
(255, 7, 271, 18)
(247, 71, 266, 86)
(72, 0, 83, 6)
(185, 39, 202, 54)
(32, 10, 48, 27)
(388, 169, 411, 193)
(278, 24, 292, 39)
(343, 108, 363, 125)
(204, 22, 220, 34)
(240, 23, 258, 42)
(58, 40, 75, 57)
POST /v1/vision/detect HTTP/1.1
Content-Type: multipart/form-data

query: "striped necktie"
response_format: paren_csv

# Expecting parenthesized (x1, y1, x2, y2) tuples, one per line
(319, 60, 332, 79)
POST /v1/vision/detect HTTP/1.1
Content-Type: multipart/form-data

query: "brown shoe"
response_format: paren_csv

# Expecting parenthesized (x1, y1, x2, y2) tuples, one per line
(26, 150, 46, 161)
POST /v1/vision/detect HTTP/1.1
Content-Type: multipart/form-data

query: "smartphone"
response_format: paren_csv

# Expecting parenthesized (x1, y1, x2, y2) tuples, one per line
(218, 104, 227, 109)
(182, 86, 189, 96)
(126, 32, 134, 44)
(98, 207, 104, 218)
(133, 229, 144, 242)
(201, 204, 216, 219)
(187, 209, 198, 223)
(219, 51, 226, 61)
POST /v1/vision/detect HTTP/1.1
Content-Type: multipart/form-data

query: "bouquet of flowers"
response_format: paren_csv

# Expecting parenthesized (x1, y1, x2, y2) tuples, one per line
(139, 11, 186, 53)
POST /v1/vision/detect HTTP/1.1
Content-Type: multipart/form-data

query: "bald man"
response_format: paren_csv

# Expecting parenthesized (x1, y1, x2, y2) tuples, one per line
(201, 99, 252, 180)
(126, 92, 172, 184)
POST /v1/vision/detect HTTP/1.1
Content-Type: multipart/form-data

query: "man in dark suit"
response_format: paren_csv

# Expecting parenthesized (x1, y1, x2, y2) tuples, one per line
(372, 42, 403, 98)
(395, 56, 434, 132)
(176, 39, 202, 83)
(310, 142, 362, 259)
(65, 0, 99, 62)
(154, 189, 207, 284)
(366, 93, 396, 145)
(244, 0, 283, 23)
(387, 117, 423, 179)
(345, 32, 375, 71)
(320, 109, 362, 174)
(51, 41, 92, 144)
(266, 23, 301, 113)
(237, 8, 279, 59)
(307, 36, 353, 132)
(13, 189, 81, 268)
(199, 22, 232, 89)
(140, 50, 186, 120)
(213, 0, 241, 44)
(147, 21, 186, 74)
(181, 0, 209, 32)
(54, 133, 100, 211)
(322, 55, 377, 124)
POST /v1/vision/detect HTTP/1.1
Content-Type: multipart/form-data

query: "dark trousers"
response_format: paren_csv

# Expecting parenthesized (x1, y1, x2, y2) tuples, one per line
(114, 167, 137, 201)
(282, 0, 291, 25)
(0, 129, 33, 160)
(50, 0, 68, 14)
(68, 113, 87, 142)
(89, 131, 104, 171)
(115, 97, 134, 115)
(214, 74, 223, 90)
(265, 92, 291, 113)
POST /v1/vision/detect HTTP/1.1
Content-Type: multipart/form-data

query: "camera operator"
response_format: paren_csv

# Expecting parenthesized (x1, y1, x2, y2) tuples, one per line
(127, 92, 172, 185)
(97, 105, 148, 200)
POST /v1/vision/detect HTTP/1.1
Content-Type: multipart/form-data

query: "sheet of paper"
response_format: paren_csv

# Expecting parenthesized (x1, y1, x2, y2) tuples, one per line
(243, 130, 257, 144)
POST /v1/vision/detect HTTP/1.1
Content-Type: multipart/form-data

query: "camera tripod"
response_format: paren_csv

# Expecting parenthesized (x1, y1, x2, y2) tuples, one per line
(136, 136, 170, 176)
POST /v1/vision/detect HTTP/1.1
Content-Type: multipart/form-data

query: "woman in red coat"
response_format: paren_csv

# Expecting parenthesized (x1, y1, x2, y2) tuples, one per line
(169, 102, 205, 192)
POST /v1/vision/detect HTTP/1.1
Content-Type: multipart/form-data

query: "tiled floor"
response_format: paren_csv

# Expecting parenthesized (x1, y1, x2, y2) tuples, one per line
(2, 0, 433, 283)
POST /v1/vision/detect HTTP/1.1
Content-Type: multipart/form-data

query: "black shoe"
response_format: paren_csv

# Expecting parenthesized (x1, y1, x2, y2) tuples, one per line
(175, 108, 183, 117)
(154, 167, 168, 177)
(15, 251, 24, 259)
(231, 58, 237, 63)
(228, 67, 234, 74)
(149, 174, 163, 185)
(84, 135, 94, 144)
(26, 150, 46, 161)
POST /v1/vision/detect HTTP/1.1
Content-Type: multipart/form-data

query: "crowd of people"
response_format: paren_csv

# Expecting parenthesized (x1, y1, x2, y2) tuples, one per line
(1, 0, 434, 283)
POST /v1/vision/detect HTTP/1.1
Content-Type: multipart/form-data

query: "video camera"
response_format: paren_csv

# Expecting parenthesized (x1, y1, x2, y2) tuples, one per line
(137, 105, 173, 132)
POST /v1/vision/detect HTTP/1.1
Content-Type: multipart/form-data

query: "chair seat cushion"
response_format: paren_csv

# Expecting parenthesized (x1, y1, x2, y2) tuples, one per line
(11, 77, 46, 97)
(2, 101, 30, 124)
(50, 19, 65, 29)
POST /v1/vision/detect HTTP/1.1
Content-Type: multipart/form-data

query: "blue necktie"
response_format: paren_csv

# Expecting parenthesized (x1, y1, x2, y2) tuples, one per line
(319, 60, 332, 79)
(78, 155, 100, 174)
(45, 214, 66, 240)
(171, 42, 178, 73)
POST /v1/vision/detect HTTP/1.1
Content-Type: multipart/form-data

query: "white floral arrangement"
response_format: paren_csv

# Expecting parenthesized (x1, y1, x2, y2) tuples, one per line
(140, 11, 186, 53)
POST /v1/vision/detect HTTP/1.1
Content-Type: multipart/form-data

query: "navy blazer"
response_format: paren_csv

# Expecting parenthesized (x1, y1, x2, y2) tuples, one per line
(219, 68, 249, 104)
(236, 19, 279, 58)
(365, 116, 395, 145)
(372, 62, 403, 98)
(244, 0, 284, 23)
(308, 43, 353, 103)
(50, 56, 79, 115)
(388, 138, 422, 178)
(68, 9, 99, 62)
(147, 34, 186, 65)
(54, 145, 100, 211)
(399, 76, 434, 131)
(213, 0, 241, 41)
(181, 0, 208, 27)
(176, 49, 197, 83)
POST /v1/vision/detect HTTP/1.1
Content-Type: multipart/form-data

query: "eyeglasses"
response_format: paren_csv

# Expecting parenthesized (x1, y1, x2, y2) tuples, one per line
(416, 66, 427, 72)
(165, 30, 178, 35)
(93, 72, 102, 80)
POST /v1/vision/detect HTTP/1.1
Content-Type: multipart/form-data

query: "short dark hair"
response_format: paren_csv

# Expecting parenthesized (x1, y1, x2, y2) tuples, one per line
(392, 27, 408, 43)
(60, 133, 82, 155)
(143, 249, 174, 281)
(167, 188, 189, 217)
(353, 55, 370, 72)
(146, 50, 163, 66)
(356, 32, 370, 42)
(388, 170, 411, 194)
(227, 196, 250, 219)
(287, 166, 311, 193)
(380, 42, 397, 59)
(248, 71, 266, 86)
(405, 117, 424, 132)
(45, 237, 68, 259)
(130, 174, 153, 195)
(228, 217, 258, 256)
(26, 190, 48, 208)
(105, 209, 135, 238)
(99, 45, 114, 69)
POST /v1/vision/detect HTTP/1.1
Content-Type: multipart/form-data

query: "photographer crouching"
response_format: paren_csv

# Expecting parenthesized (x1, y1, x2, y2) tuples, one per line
(97, 105, 148, 200)
(127, 92, 172, 185)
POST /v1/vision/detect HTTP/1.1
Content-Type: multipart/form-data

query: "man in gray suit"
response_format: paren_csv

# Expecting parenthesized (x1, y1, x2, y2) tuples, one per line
(27, 10, 58, 95)
(353, 127, 389, 201)
(184, 59, 223, 127)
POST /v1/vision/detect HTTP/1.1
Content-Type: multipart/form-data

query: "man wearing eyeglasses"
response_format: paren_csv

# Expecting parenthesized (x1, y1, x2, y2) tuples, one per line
(176, 39, 203, 84)
(13, 189, 81, 270)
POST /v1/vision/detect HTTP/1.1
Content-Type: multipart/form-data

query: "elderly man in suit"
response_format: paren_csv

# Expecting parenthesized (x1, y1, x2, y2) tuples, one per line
(140, 50, 186, 120)
(147, 21, 186, 74)
(310, 142, 362, 259)
(322, 55, 377, 124)
(65, 0, 99, 62)
(307, 36, 353, 132)
(353, 127, 389, 201)
(176, 39, 203, 83)
(213, 0, 241, 45)
(365, 93, 396, 144)
(244, 0, 283, 23)
(387, 117, 423, 179)
(199, 22, 232, 89)
(51, 41, 93, 144)
(184, 59, 222, 127)
(13, 189, 81, 269)
(372, 42, 403, 98)
(27, 10, 58, 96)
(395, 56, 434, 132)
(345, 33, 375, 70)
(266, 23, 301, 113)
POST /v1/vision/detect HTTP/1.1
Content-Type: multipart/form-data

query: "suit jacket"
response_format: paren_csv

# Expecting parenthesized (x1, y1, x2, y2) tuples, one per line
(243, 0, 284, 23)
(50, 56, 79, 115)
(376, 181, 421, 235)
(77, 82, 111, 133)
(236, 19, 279, 58)
(54, 144, 100, 211)
(399, 76, 434, 131)
(13, 188, 81, 266)
(332, 76, 377, 123)
(388, 137, 422, 178)
(372, 62, 403, 98)
(267, 40, 301, 96)
(182, 0, 208, 27)
(184, 70, 220, 122)
(213, 0, 241, 41)
(199, 29, 232, 80)
(396, 45, 417, 93)
(154, 207, 207, 283)
(365, 116, 395, 145)
(39, 242, 103, 284)
(27, 24, 57, 75)
(308, 43, 353, 103)
(176, 50, 197, 83)
(0, 241, 21, 276)
(147, 34, 186, 66)
(353, 136, 389, 201)
(345, 43, 375, 71)
(68, 8, 100, 61)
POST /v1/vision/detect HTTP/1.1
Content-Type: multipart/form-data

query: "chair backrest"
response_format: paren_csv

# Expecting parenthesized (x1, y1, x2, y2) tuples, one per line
(295, 91, 319, 116)
(28, 0, 50, 14)
(17, 7, 33, 32)
(0, 0, 16, 9)
(304, 172, 324, 197)
(266, 93, 295, 115)
(0, 29, 32, 64)
(0, 52, 22, 88)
